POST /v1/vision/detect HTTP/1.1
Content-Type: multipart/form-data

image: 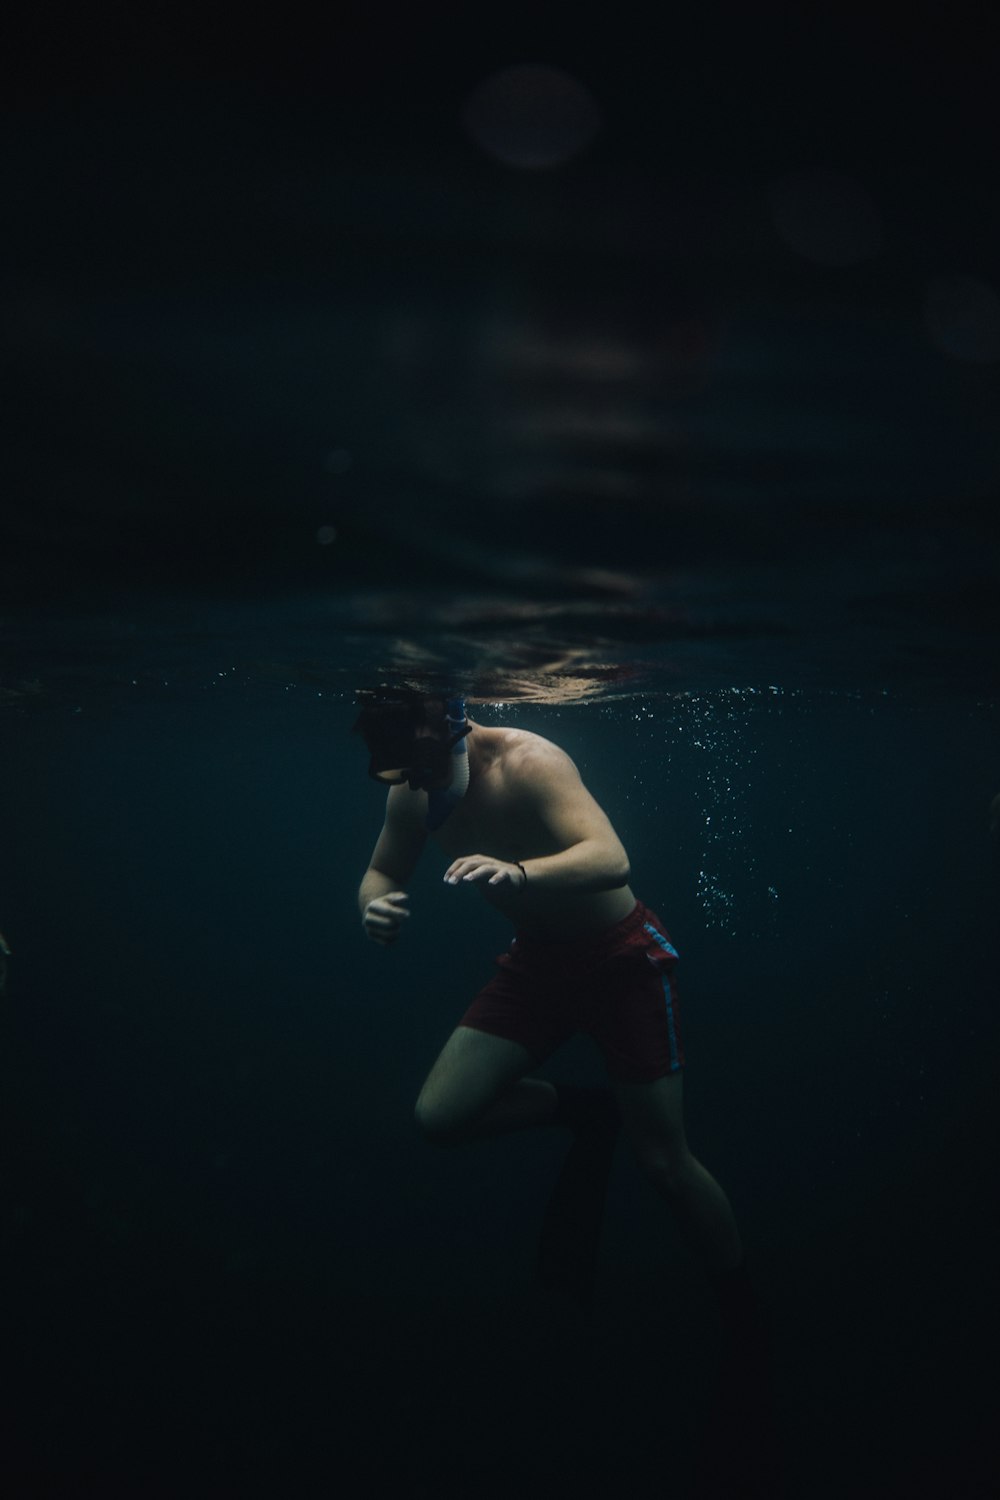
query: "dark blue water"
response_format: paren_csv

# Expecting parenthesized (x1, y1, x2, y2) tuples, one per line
(2, 662, 997, 1496)
(3, 10, 1000, 1494)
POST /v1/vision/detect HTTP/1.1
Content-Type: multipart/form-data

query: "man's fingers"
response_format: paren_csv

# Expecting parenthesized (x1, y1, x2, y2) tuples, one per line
(370, 895, 409, 917)
(364, 893, 410, 944)
(444, 857, 512, 885)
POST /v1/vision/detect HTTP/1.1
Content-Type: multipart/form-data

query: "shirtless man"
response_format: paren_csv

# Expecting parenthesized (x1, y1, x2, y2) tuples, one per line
(354, 689, 750, 1320)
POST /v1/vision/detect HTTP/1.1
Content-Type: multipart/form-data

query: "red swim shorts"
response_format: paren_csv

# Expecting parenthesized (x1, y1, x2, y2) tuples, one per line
(459, 899, 684, 1085)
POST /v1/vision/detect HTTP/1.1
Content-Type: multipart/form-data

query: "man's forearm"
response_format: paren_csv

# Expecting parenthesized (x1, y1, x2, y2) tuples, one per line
(358, 867, 403, 917)
(519, 840, 630, 894)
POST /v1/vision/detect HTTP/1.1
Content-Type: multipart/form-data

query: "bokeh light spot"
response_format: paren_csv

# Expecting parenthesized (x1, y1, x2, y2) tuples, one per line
(922, 273, 1000, 363)
(462, 65, 601, 170)
(767, 169, 882, 267)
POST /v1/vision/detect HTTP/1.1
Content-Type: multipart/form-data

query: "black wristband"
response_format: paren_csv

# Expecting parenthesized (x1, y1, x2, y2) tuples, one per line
(515, 862, 528, 889)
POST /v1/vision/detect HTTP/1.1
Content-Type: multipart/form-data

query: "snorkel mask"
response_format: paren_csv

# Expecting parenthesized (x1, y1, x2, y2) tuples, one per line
(364, 696, 471, 827)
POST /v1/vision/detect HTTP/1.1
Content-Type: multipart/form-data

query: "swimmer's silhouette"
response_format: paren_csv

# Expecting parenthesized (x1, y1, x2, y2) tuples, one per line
(354, 691, 758, 1330)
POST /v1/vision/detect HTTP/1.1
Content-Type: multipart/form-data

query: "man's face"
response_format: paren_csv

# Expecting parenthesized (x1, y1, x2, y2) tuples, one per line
(368, 724, 454, 791)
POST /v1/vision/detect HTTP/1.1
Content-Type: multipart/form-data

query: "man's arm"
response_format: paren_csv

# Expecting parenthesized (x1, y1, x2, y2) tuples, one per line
(359, 786, 427, 943)
(444, 740, 630, 894)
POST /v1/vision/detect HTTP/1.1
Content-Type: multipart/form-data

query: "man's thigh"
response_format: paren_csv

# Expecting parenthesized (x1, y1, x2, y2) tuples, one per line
(612, 1071, 689, 1170)
(415, 1024, 537, 1136)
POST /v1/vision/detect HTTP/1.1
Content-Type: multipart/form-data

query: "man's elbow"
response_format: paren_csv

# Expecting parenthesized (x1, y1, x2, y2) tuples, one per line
(573, 839, 630, 890)
(602, 847, 630, 889)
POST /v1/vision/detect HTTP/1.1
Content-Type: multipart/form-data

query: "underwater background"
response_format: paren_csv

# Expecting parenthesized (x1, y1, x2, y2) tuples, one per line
(2, 4, 999, 1495)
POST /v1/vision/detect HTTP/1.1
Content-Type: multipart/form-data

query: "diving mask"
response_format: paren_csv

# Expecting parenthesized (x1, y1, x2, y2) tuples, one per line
(367, 724, 472, 791)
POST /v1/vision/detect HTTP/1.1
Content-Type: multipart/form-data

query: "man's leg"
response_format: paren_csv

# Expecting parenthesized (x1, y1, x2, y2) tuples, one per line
(414, 1025, 557, 1144)
(613, 1071, 743, 1276)
(617, 1078, 784, 1488)
(416, 1025, 622, 1310)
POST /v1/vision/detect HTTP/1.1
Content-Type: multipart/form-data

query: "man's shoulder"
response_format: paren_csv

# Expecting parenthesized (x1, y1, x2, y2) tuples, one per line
(495, 725, 562, 754)
(496, 728, 576, 780)
(385, 780, 429, 826)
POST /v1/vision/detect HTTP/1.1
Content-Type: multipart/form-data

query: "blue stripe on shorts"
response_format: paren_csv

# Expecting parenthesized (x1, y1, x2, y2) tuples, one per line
(643, 921, 680, 1072)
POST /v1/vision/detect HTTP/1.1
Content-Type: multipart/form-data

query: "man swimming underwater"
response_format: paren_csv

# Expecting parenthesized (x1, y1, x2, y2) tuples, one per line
(353, 689, 753, 1325)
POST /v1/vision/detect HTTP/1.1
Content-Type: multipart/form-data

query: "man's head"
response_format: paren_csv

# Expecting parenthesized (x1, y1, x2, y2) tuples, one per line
(352, 690, 466, 791)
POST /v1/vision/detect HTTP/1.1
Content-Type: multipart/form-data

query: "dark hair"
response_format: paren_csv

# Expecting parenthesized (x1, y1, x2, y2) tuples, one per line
(351, 690, 449, 759)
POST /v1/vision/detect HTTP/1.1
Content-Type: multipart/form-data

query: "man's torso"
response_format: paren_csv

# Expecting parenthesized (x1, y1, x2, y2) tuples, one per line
(427, 727, 636, 940)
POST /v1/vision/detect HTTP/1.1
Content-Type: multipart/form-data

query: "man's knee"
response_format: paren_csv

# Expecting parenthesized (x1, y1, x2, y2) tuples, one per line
(631, 1139, 695, 1194)
(414, 1089, 471, 1146)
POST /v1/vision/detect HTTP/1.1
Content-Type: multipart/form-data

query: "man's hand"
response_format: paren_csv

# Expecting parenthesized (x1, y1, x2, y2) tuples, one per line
(444, 855, 526, 889)
(362, 891, 411, 945)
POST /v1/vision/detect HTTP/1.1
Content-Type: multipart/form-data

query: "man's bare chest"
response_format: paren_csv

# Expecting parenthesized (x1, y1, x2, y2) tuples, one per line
(430, 786, 552, 863)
